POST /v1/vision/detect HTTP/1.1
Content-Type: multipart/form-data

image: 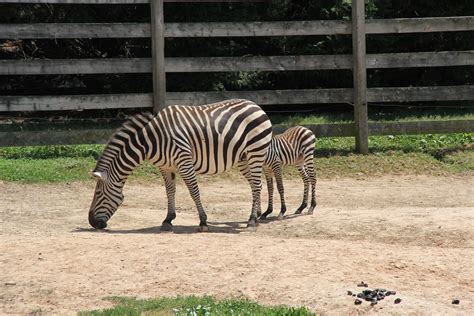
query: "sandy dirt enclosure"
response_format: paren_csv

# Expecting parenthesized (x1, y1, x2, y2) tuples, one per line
(1, 175, 473, 315)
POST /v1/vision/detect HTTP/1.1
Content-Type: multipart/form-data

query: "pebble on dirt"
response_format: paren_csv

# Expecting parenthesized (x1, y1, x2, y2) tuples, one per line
(452, 299, 460, 305)
(394, 298, 402, 304)
(355, 299, 362, 305)
(357, 281, 368, 287)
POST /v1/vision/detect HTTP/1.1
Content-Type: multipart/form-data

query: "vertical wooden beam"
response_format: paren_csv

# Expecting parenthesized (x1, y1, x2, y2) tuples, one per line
(150, 0, 166, 114)
(352, 0, 369, 154)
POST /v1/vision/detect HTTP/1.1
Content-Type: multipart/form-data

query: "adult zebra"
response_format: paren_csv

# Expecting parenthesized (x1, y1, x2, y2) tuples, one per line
(88, 99, 272, 232)
(260, 126, 317, 220)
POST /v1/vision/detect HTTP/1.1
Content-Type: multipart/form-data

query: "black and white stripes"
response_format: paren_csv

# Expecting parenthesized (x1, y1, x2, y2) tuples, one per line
(88, 99, 272, 231)
(260, 126, 317, 220)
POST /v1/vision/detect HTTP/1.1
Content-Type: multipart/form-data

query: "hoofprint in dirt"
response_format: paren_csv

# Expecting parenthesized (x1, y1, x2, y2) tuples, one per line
(1, 175, 473, 315)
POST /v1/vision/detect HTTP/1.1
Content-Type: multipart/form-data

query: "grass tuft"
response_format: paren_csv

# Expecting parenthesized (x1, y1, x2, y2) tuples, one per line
(79, 296, 313, 316)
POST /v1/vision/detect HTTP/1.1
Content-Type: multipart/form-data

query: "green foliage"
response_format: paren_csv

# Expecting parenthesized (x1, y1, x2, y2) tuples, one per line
(80, 296, 313, 316)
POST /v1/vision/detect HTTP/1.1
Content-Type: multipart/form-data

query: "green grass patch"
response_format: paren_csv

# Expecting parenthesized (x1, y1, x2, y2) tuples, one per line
(80, 296, 313, 316)
(0, 133, 472, 183)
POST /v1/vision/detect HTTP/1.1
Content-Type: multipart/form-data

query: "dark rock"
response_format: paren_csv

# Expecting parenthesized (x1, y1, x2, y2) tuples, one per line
(354, 299, 362, 305)
(347, 290, 353, 296)
(452, 299, 460, 305)
(357, 281, 368, 287)
(394, 298, 402, 304)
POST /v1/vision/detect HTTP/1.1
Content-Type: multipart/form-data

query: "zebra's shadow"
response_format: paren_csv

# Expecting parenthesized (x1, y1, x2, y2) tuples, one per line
(72, 213, 303, 235)
(72, 224, 241, 234)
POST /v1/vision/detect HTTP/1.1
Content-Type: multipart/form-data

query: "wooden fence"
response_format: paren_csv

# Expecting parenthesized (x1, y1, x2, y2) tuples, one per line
(1, 0, 474, 153)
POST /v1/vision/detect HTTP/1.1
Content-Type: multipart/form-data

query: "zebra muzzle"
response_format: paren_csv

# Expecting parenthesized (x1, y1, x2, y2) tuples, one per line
(89, 213, 107, 229)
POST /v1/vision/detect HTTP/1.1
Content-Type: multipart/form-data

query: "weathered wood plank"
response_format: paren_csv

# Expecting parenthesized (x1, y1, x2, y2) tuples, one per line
(368, 51, 474, 68)
(0, 23, 150, 39)
(166, 89, 354, 106)
(0, 94, 153, 112)
(368, 120, 474, 136)
(0, 56, 351, 75)
(167, 55, 352, 72)
(366, 16, 474, 34)
(1, 17, 471, 39)
(1, 86, 473, 112)
(2, 51, 473, 75)
(150, 0, 166, 114)
(367, 86, 474, 102)
(0, 21, 350, 39)
(0, 89, 353, 112)
(352, 0, 368, 154)
(0, 58, 152, 75)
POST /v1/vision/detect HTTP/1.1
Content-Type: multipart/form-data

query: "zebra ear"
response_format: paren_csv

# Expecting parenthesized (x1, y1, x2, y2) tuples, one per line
(89, 170, 105, 180)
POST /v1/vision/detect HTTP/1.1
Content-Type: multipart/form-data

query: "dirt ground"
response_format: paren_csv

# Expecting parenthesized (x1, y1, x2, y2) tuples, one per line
(1, 175, 473, 315)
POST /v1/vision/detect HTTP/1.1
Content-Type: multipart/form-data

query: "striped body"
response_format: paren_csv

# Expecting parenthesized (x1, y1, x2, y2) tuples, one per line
(88, 99, 273, 231)
(260, 126, 317, 219)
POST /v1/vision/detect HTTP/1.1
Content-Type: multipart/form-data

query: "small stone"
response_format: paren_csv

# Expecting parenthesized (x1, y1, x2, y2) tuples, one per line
(352, 294, 356, 297)
(347, 290, 353, 296)
(4, 282, 16, 286)
(357, 293, 364, 298)
(354, 299, 362, 305)
(357, 281, 368, 287)
(394, 298, 402, 304)
(452, 299, 460, 305)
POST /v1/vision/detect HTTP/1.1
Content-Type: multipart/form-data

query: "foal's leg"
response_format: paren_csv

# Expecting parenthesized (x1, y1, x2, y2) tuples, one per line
(160, 168, 176, 231)
(272, 162, 287, 220)
(294, 164, 310, 214)
(305, 155, 317, 215)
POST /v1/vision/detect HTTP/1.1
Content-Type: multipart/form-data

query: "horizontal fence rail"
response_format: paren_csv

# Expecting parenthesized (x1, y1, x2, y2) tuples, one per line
(2, 86, 473, 112)
(2, 51, 474, 75)
(1, 17, 473, 39)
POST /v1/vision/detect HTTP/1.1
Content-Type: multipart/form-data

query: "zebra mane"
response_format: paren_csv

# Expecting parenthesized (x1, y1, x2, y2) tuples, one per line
(94, 112, 155, 172)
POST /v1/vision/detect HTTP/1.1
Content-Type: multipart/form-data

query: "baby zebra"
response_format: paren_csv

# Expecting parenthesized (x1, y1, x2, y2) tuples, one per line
(259, 126, 317, 220)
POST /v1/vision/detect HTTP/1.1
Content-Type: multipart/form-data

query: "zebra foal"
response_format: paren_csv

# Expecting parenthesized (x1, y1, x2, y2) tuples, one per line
(260, 126, 317, 220)
(88, 99, 272, 232)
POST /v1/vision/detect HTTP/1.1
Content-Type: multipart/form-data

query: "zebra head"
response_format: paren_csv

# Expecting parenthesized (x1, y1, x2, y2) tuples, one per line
(88, 170, 125, 229)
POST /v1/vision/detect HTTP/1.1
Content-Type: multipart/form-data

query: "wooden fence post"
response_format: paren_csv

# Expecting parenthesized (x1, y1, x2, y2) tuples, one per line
(150, 0, 166, 114)
(352, 0, 369, 154)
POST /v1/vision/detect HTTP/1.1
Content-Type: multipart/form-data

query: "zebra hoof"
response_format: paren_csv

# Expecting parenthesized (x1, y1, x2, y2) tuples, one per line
(161, 222, 173, 232)
(277, 213, 284, 220)
(307, 210, 314, 215)
(246, 225, 257, 232)
(198, 225, 209, 233)
(294, 210, 303, 215)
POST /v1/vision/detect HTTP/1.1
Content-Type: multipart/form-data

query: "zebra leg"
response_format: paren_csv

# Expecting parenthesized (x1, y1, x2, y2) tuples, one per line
(160, 168, 176, 231)
(260, 168, 273, 220)
(306, 158, 317, 215)
(295, 165, 309, 214)
(273, 163, 287, 220)
(237, 157, 263, 229)
(178, 160, 208, 232)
